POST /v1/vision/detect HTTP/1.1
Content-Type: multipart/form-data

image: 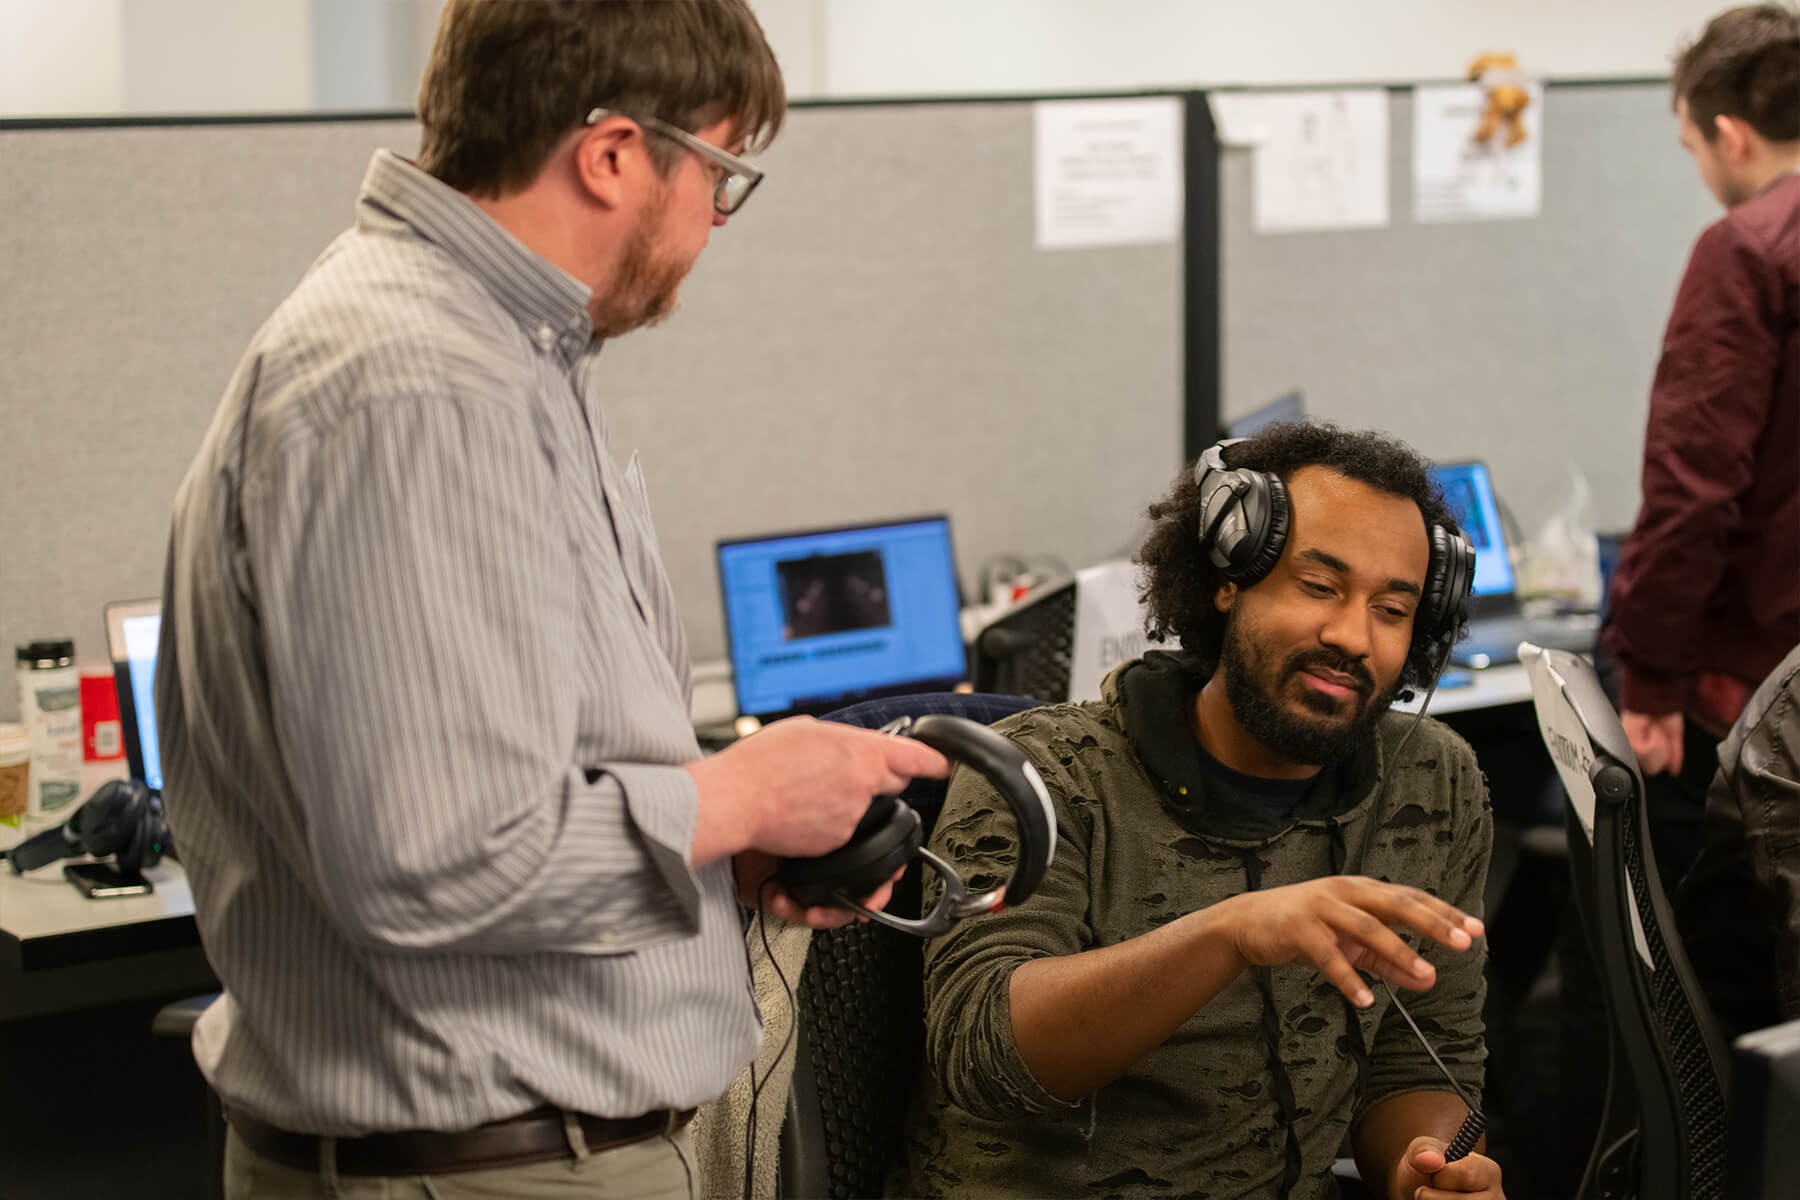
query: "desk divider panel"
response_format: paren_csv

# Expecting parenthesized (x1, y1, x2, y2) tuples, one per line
(0, 99, 1186, 717)
(1219, 80, 1717, 536)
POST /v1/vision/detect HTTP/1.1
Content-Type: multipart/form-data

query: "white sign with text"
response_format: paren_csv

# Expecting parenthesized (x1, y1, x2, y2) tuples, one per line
(1034, 97, 1183, 250)
(1065, 560, 1154, 703)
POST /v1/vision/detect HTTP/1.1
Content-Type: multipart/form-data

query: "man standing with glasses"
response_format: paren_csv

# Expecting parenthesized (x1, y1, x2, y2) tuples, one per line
(154, 3, 944, 1198)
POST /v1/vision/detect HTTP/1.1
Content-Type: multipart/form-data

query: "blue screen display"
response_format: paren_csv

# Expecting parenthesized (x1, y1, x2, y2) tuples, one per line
(718, 518, 965, 716)
(120, 613, 163, 791)
(1429, 462, 1515, 599)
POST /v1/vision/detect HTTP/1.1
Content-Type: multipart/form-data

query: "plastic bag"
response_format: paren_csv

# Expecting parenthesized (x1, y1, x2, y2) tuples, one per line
(1515, 459, 1604, 613)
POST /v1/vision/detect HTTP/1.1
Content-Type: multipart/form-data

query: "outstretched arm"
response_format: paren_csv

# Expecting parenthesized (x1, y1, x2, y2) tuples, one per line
(1010, 876, 1481, 1102)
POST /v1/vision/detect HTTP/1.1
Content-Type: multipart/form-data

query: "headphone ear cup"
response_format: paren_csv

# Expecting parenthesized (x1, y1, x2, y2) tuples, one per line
(1421, 524, 1475, 640)
(1194, 441, 1288, 587)
(68, 779, 150, 861)
(1229, 471, 1289, 587)
(775, 799, 922, 909)
(137, 797, 170, 872)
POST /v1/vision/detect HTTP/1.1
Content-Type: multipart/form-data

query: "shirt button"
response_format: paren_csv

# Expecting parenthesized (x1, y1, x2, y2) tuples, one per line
(534, 324, 555, 351)
(641, 603, 656, 626)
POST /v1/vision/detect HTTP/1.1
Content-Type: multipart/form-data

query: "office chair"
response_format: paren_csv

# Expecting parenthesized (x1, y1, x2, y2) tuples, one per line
(778, 691, 1037, 1200)
(151, 992, 225, 1200)
(1522, 648, 1730, 1200)
(971, 581, 1078, 703)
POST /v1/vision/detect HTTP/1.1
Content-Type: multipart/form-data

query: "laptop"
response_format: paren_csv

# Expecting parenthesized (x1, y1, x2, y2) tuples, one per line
(1227, 389, 1305, 438)
(716, 516, 967, 722)
(1428, 462, 1597, 668)
(104, 598, 164, 794)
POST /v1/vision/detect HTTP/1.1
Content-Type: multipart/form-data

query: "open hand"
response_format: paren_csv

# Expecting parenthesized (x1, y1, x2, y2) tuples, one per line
(1219, 875, 1483, 1007)
(1621, 709, 1684, 776)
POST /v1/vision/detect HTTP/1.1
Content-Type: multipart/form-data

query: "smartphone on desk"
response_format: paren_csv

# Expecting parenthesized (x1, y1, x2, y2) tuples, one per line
(63, 862, 154, 899)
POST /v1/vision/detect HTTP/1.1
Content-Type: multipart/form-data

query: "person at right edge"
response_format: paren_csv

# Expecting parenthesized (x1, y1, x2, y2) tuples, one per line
(1556, 7, 1800, 1183)
(1601, 3, 1799, 888)
(1676, 642, 1800, 1039)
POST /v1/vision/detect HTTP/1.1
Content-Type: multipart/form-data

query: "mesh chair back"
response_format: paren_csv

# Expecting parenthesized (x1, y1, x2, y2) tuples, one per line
(785, 692, 1035, 1199)
(971, 581, 1077, 702)
(1530, 652, 1729, 1200)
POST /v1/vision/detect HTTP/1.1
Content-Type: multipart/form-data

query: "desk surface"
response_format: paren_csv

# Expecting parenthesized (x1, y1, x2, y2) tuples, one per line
(0, 860, 197, 971)
(1397, 662, 1534, 716)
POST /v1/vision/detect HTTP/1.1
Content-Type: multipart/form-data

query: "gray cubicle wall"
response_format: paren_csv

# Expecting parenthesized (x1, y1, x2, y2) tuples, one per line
(1220, 81, 1717, 537)
(0, 102, 1184, 719)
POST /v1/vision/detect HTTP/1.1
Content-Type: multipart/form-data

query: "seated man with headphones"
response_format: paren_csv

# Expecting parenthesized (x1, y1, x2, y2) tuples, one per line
(895, 423, 1503, 1199)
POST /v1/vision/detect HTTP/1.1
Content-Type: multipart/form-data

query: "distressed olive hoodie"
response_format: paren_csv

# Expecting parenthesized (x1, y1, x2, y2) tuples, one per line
(893, 652, 1492, 1199)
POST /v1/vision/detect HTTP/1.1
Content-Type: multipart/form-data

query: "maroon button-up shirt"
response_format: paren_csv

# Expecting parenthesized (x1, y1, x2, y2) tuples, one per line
(1604, 172, 1800, 728)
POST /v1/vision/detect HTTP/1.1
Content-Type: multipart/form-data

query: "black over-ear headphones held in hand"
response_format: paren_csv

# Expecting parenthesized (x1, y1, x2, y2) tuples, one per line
(7, 779, 172, 878)
(1194, 439, 1475, 646)
(775, 714, 1057, 938)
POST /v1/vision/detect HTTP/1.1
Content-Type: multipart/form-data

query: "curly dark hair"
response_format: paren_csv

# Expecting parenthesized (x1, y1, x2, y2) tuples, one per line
(1135, 422, 1468, 695)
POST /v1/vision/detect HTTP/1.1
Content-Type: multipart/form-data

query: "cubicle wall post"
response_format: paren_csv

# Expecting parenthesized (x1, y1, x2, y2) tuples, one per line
(1182, 90, 1222, 462)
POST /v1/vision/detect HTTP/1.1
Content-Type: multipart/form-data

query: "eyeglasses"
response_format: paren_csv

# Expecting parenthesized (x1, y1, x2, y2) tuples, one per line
(585, 108, 764, 216)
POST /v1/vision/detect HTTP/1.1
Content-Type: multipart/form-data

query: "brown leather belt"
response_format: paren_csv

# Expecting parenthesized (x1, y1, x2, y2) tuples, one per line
(225, 1104, 696, 1176)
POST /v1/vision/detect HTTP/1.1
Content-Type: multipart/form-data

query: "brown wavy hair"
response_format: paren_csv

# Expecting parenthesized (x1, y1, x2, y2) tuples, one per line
(1673, 4, 1800, 143)
(417, 0, 786, 197)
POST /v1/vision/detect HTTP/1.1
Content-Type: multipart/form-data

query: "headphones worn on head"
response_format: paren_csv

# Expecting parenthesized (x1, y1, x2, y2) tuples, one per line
(1194, 438, 1475, 644)
(7, 779, 172, 878)
(775, 714, 1057, 938)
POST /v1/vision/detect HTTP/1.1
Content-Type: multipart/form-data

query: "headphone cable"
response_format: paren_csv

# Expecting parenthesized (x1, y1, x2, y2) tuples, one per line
(1379, 977, 1487, 1163)
(741, 881, 799, 1200)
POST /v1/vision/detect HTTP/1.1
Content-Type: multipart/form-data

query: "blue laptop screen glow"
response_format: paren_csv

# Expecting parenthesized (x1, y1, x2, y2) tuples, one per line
(718, 517, 965, 717)
(1429, 462, 1515, 599)
(121, 612, 163, 791)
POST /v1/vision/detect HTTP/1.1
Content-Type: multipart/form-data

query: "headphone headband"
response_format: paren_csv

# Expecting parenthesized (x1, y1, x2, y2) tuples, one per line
(7, 780, 169, 877)
(1193, 439, 1473, 644)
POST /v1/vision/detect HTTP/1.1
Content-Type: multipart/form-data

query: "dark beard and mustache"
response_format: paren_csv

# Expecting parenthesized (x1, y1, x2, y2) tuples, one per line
(1218, 614, 1401, 766)
(588, 188, 692, 339)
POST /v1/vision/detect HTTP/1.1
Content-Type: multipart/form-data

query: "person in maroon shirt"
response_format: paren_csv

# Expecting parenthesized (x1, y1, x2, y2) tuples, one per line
(1551, 10, 1800, 1186)
(1603, 4, 1799, 876)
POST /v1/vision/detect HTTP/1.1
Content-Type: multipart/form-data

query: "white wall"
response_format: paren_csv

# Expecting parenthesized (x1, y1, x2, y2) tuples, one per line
(1, 0, 1733, 117)
(0, 0, 125, 117)
(118, 0, 311, 115)
(783, 0, 1727, 98)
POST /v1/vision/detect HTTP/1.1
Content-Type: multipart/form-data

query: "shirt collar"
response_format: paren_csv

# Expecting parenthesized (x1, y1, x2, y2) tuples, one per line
(356, 149, 594, 350)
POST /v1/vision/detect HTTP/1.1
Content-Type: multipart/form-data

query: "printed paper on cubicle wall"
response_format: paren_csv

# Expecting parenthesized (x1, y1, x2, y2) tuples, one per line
(1412, 83, 1544, 222)
(1230, 90, 1391, 234)
(1034, 98, 1183, 250)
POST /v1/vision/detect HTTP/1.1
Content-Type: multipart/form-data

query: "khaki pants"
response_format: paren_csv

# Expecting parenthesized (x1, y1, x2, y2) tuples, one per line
(224, 1123, 695, 1200)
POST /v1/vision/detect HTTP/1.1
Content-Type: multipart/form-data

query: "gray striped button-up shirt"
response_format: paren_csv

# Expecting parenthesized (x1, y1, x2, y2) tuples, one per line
(155, 149, 759, 1135)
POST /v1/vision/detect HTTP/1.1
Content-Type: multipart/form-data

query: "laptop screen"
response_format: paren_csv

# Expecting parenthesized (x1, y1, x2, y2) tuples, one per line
(1429, 462, 1515, 599)
(717, 516, 966, 719)
(104, 599, 163, 792)
(1227, 390, 1305, 438)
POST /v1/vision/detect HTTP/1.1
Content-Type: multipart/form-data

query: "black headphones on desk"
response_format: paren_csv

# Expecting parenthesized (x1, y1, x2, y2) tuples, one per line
(775, 714, 1057, 938)
(7, 779, 172, 878)
(1194, 439, 1475, 647)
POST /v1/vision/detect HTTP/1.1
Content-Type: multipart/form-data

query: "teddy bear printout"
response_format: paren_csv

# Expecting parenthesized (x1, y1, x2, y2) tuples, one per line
(1468, 52, 1531, 148)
